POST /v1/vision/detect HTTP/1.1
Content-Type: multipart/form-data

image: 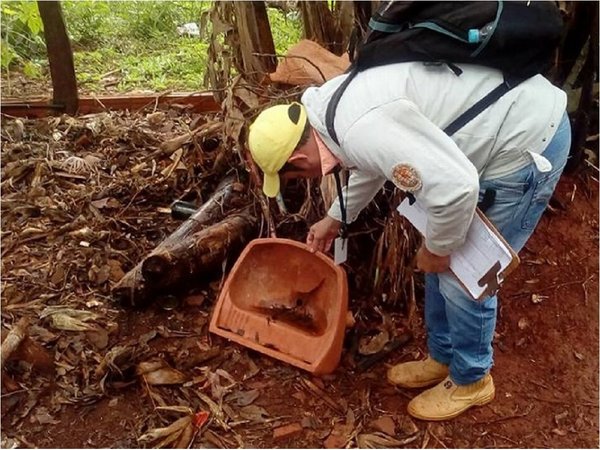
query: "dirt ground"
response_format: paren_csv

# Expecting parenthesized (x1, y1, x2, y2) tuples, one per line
(2, 172, 597, 449)
(1, 87, 598, 447)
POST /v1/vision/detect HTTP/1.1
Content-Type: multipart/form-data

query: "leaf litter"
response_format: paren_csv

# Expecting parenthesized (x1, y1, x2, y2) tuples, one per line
(2, 78, 423, 447)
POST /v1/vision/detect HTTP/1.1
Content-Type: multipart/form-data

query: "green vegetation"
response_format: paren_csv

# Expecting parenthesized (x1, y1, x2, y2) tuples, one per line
(1, 1, 303, 94)
(1, 1, 46, 79)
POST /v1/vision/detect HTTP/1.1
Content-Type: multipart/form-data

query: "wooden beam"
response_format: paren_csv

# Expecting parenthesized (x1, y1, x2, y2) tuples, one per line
(37, 1, 78, 115)
(0, 92, 220, 118)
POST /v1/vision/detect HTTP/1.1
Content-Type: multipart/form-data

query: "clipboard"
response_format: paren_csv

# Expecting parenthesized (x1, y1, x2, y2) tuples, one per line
(397, 198, 519, 300)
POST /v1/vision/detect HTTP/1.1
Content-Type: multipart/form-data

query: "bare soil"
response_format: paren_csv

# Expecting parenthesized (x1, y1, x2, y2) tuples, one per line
(1, 87, 598, 448)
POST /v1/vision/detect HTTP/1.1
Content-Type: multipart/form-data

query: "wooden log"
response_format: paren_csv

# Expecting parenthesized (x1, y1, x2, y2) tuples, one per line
(112, 177, 251, 306)
(141, 209, 257, 288)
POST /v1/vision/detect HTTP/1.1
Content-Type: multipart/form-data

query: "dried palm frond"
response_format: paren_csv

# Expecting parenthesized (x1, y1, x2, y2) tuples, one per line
(371, 191, 421, 309)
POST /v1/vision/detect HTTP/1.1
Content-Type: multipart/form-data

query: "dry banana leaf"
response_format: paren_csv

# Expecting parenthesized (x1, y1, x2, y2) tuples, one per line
(357, 431, 419, 448)
(138, 416, 191, 448)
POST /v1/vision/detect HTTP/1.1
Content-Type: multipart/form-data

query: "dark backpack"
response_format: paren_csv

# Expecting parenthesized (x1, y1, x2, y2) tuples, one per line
(325, 0, 564, 145)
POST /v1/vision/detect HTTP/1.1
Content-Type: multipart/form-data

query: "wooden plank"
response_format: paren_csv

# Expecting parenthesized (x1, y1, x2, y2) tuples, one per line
(0, 93, 221, 118)
(37, 1, 78, 115)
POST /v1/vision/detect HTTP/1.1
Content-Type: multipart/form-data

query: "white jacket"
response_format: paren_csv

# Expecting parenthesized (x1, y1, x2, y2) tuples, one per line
(301, 62, 566, 256)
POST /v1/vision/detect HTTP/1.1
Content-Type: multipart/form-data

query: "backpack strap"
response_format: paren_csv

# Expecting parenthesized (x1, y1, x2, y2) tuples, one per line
(325, 66, 359, 146)
(443, 76, 523, 135)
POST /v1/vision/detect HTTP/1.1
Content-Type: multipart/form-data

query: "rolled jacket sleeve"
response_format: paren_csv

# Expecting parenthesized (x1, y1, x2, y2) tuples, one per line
(338, 99, 480, 255)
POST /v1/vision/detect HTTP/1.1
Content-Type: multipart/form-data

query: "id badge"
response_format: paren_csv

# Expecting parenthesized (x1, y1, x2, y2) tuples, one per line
(334, 237, 348, 265)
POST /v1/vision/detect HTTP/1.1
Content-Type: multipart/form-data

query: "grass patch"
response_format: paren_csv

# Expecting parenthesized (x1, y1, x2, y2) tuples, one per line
(73, 38, 210, 92)
(2, 1, 303, 94)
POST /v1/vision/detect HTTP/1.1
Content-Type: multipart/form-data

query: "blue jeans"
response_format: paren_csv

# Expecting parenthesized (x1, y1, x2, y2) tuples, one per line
(425, 112, 571, 385)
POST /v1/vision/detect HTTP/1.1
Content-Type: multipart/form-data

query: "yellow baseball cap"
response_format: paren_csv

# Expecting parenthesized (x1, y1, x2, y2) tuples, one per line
(248, 102, 307, 198)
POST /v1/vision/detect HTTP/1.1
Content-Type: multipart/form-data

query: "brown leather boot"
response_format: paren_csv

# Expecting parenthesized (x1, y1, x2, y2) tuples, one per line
(386, 355, 449, 389)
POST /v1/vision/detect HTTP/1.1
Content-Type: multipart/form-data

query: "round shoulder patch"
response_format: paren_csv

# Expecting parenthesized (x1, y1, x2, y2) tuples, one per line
(392, 164, 422, 192)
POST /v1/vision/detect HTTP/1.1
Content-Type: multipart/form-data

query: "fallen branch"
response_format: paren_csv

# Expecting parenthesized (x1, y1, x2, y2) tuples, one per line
(160, 121, 223, 155)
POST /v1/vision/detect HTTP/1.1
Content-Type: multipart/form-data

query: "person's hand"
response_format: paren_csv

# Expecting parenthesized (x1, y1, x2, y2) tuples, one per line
(306, 216, 341, 253)
(416, 244, 450, 273)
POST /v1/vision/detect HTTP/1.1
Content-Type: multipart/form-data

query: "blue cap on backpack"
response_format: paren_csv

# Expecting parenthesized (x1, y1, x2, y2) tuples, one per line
(468, 29, 480, 43)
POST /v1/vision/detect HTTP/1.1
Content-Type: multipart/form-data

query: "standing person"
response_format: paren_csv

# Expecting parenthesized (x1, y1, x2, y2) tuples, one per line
(247, 60, 569, 420)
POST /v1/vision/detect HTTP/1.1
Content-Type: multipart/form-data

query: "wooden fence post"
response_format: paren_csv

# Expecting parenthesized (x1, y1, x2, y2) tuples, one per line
(37, 0, 78, 115)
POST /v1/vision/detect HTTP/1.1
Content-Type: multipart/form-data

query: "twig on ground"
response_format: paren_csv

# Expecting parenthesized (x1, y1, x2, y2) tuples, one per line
(393, 386, 415, 401)
(489, 432, 520, 446)
(530, 379, 552, 390)
(536, 275, 594, 293)
(582, 269, 594, 305)
(476, 403, 534, 425)
(142, 375, 158, 411)
(429, 427, 448, 448)
(521, 393, 597, 408)
(1, 389, 29, 398)
(300, 377, 347, 415)
(584, 158, 599, 172)
(421, 425, 430, 449)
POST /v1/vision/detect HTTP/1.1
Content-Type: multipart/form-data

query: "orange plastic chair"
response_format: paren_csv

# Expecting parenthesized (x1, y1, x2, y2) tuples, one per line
(209, 238, 348, 375)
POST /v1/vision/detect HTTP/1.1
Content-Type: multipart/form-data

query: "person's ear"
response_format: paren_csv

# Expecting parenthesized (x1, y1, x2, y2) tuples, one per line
(287, 152, 309, 165)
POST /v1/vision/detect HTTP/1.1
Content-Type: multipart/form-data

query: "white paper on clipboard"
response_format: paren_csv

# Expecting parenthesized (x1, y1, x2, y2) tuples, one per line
(397, 198, 515, 299)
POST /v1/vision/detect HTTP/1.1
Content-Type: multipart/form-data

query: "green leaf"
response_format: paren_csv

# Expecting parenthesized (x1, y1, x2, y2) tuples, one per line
(2, 6, 17, 16)
(16, 1, 43, 35)
(27, 15, 42, 35)
(22, 60, 41, 78)
(0, 41, 16, 69)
